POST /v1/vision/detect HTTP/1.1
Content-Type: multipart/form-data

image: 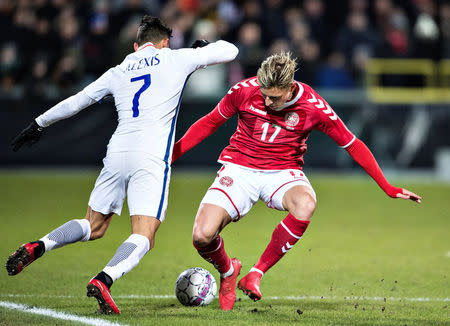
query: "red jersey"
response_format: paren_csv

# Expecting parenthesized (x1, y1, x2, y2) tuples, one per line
(215, 77, 355, 170)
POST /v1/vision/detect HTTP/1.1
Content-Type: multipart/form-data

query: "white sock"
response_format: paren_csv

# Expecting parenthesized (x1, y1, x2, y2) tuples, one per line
(103, 234, 150, 282)
(220, 258, 234, 278)
(40, 219, 91, 251)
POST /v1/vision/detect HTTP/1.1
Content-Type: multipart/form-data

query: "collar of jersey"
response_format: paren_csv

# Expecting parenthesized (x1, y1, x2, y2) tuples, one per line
(137, 42, 155, 51)
(276, 81, 304, 111)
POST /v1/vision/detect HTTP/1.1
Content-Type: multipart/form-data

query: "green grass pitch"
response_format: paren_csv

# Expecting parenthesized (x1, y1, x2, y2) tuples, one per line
(0, 170, 448, 325)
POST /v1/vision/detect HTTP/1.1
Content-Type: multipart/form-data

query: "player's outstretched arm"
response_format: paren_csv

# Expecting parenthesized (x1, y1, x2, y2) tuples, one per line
(172, 106, 228, 163)
(345, 138, 422, 203)
(10, 90, 97, 151)
(193, 40, 239, 66)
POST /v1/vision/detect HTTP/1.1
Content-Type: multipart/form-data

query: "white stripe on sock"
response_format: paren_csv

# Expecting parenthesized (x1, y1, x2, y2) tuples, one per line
(220, 258, 234, 278)
(249, 267, 264, 276)
(280, 221, 301, 239)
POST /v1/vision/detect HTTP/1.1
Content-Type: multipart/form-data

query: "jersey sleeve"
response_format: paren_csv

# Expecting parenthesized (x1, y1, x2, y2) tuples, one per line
(310, 90, 355, 148)
(215, 84, 242, 119)
(83, 68, 114, 101)
(171, 40, 238, 75)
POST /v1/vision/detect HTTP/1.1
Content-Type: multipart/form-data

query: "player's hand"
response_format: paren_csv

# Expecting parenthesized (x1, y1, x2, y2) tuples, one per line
(11, 120, 44, 152)
(395, 188, 422, 204)
(191, 39, 210, 48)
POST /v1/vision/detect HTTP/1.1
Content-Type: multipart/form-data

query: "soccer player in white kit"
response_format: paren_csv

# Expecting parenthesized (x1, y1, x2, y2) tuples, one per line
(6, 16, 238, 314)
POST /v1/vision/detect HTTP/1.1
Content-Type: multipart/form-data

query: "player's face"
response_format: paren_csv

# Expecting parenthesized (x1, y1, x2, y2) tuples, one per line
(260, 85, 293, 111)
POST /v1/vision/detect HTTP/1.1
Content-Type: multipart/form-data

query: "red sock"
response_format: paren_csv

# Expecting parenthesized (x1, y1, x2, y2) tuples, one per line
(253, 214, 310, 274)
(194, 235, 231, 274)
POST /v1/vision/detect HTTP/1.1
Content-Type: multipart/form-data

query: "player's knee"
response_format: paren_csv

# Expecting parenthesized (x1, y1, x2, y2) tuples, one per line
(192, 225, 215, 248)
(289, 194, 316, 220)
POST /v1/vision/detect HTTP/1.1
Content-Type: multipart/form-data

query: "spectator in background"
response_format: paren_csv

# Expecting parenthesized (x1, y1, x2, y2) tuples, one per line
(34, 16, 60, 62)
(284, 6, 303, 26)
(287, 20, 310, 49)
(372, 0, 394, 32)
(83, 11, 112, 78)
(114, 16, 141, 64)
(349, 0, 369, 14)
(303, 0, 327, 49)
(376, 6, 411, 58)
(295, 39, 320, 87)
(0, 0, 15, 44)
(269, 38, 291, 55)
(263, 0, 287, 46)
(111, 0, 147, 34)
(56, 6, 82, 51)
(316, 51, 355, 89)
(0, 43, 23, 93)
(241, 0, 264, 25)
(412, 0, 439, 59)
(236, 22, 265, 77)
(25, 55, 52, 98)
(53, 52, 82, 97)
(0, 0, 448, 98)
(11, 5, 38, 67)
(168, 13, 195, 49)
(217, 0, 243, 31)
(335, 10, 381, 84)
(335, 11, 380, 66)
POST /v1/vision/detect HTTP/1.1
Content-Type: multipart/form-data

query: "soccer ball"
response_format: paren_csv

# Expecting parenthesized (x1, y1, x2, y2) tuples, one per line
(175, 267, 217, 306)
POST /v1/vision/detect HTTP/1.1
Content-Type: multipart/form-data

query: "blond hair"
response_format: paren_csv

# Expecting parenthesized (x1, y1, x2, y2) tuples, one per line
(257, 52, 297, 90)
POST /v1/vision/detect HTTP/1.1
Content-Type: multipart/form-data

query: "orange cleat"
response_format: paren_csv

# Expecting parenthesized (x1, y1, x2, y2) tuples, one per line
(86, 279, 121, 314)
(238, 271, 262, 301)
(219, 258, 242, 310)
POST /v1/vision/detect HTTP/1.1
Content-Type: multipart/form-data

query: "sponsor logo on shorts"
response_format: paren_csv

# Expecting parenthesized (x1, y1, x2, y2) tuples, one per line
(219, 176, 233, 187)
(285, 112, 300, 129)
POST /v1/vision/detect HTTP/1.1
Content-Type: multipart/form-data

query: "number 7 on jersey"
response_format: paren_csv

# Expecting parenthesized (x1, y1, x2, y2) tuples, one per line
(130, 74, 151, 117)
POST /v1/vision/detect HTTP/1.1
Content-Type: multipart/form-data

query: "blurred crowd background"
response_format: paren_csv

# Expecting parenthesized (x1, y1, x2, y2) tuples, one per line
(1, 0, 449, 98)
(1, 0, 450, 175)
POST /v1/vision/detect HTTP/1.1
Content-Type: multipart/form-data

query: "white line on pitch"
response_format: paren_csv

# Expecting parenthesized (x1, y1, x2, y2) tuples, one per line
(1, 293, 448, 302)
(0, 301, 125, 326)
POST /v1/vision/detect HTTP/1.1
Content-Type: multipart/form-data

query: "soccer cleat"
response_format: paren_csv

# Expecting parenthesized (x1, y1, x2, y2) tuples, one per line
(238, 271, 262, 301)
(86, 279, 121, 314)
(219, 258, 242, 310)
(6, 241, 45, 276)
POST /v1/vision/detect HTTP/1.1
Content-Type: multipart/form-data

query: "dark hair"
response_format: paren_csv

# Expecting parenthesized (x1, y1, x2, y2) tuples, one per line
(136, 16, 172, 46)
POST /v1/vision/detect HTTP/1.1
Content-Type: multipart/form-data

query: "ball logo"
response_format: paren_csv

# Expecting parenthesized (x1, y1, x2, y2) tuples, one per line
(219, 176, 233, 187)
(285, 112, 300, 127)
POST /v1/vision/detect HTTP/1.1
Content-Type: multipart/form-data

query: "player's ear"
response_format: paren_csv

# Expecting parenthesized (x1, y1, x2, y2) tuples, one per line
(162, 38, 169, 48)
(134, 42, 139, 52)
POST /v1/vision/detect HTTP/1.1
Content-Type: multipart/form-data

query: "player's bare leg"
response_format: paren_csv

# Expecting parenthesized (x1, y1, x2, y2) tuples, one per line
(192, 203, 241, 310)
(6, 206, 111, 276)
(87, 215, 160, 314)
(239, 185, 315, 301)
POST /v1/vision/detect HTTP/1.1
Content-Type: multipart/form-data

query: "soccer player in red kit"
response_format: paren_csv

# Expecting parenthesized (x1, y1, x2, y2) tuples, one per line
(172, 52, 421, 310)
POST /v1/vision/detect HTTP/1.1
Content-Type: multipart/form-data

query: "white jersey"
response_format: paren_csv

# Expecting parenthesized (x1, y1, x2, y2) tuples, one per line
(36, 40, 238, 162)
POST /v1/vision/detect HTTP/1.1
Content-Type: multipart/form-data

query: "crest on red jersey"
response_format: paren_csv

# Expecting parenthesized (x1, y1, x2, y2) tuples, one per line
(285, 112, 300, 128)
(219, 176, 233, 187)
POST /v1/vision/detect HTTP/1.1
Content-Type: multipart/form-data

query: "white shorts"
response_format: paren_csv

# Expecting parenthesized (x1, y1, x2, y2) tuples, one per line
(88, 152, 170, 221)
(201, 163, 316, 220)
